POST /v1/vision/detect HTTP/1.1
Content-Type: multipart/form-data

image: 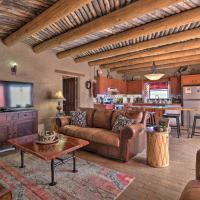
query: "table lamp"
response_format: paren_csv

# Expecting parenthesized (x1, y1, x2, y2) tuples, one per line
(54, 91, 65, 113)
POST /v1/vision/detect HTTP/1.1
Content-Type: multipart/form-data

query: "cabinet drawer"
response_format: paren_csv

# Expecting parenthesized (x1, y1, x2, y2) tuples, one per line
(0, 114, 6, 122)
(6, 113, 19, 121)
(19, 112, 33, 119)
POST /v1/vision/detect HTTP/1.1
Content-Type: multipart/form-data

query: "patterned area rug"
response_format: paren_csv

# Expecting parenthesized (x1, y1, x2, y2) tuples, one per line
(0, 153, 134, 200)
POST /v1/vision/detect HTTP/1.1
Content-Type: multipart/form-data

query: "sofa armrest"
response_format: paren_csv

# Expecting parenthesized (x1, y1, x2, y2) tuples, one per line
(120, 123, 145, 161)
(120, 123, 144, 140)
(196, 150, 200, 180)
(56, 116, 71, 128)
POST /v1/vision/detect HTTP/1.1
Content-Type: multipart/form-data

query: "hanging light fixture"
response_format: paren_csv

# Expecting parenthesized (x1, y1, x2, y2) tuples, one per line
(144, 62, 165, 80)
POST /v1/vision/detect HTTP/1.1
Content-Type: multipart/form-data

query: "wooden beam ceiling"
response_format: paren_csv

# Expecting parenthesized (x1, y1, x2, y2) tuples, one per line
(56, 7, 200, 59)
(2, 0, 91, 46)
(101, 48, 200, 69)
(88, 39, 200, 66)
(117, 60, 200, 73)
(113, 54, 200, 72)
(75, 28, 200, 63)
(32, 0, 183, 53)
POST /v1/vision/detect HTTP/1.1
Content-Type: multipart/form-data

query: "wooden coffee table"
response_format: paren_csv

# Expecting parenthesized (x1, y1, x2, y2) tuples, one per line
(8, 134, 89, 186)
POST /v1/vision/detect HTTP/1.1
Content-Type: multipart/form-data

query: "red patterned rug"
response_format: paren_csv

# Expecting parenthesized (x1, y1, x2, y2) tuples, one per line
(0, 153, 134, 200)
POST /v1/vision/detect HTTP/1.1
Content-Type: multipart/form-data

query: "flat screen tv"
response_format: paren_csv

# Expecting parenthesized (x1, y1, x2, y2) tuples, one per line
(0, 81, 33, 109)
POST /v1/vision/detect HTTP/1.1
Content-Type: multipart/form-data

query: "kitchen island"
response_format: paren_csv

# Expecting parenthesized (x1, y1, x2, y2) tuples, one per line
(129, 105, 196, 137)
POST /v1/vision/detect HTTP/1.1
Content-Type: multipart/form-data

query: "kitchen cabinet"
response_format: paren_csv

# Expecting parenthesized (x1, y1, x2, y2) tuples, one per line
(96, 76, 127, 94)
(127, 80, 144, 94)
(94, 104, 114, 110)
(170, 77, 181, 95)
(181, 74, 200, 86)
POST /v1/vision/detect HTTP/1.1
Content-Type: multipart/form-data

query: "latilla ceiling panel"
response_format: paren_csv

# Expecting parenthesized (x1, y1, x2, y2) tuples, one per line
(0, 0, 200, 59)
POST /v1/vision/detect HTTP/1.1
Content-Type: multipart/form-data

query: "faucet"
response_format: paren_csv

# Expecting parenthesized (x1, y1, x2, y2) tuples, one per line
(155, 95, 160, 104)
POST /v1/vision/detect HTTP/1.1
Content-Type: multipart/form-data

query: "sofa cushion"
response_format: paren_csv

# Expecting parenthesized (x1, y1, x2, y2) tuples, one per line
(59, 125, 120, 147)
(79, 107, 96, 127)
(70, 111, 87, 127)
(179, 180, 200, 200)
(93, 109, 113, 130)
(112, 115, 134, 133)
(111, 110, 143, 128)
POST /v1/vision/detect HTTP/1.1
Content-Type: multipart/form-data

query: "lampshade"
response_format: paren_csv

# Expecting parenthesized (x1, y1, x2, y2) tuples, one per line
(144, 61, 165, 80)
(144, 73, 165, 81)
(54, 91, 65, 100)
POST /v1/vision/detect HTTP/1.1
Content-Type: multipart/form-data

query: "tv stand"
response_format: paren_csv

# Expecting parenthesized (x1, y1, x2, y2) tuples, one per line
(0, 109, 38, 146)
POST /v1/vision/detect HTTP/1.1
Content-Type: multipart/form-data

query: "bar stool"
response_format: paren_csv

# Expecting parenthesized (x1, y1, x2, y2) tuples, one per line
(147, 112, 156, 127)
(163, 113, 181, 138)
(191, 115, 200, 138)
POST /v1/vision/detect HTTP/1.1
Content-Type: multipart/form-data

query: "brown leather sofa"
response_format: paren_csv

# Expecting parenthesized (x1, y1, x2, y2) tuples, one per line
(56, 108, 148, 162)
(179, 149, 200, 200)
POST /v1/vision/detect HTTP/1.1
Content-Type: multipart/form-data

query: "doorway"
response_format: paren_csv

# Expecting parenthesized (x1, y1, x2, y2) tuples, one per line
(63, 77, 78, 115)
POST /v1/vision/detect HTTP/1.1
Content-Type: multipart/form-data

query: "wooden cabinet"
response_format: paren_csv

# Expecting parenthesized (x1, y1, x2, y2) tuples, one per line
(181, 74, 200, 86)
(170, 77, 181, 95)
(94, 104, 114, 110)
(0, 110, 38, 144)
(96, 76, 127, 94)
(127, 80, 144, 94)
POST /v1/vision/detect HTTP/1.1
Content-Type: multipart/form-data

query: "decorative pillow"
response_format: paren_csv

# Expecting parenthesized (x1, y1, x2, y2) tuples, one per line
(112, 115, 134, 133)
(70, 111, 87, 127)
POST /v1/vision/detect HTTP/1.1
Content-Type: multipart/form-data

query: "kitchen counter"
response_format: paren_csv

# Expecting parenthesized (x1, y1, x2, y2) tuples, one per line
(94, 103, 182, 110)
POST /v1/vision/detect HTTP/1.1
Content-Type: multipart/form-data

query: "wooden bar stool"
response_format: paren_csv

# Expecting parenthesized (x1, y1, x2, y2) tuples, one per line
(191, 114, 200, 138)
(163, 113, 181, 138)
(147, 112, 156, 127)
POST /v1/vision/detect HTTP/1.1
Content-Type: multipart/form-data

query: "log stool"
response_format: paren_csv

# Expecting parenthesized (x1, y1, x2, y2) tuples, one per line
(147, 129, 169, 168)
(163, 113, 181, 138)
(191, 114, 200, 138)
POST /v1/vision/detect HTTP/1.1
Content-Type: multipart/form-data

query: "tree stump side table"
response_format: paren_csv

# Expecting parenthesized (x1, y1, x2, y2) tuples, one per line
(147, 130, 169, 168)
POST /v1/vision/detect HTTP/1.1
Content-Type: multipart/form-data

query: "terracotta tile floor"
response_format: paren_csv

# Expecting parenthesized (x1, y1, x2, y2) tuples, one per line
(78, 130, 200, 200)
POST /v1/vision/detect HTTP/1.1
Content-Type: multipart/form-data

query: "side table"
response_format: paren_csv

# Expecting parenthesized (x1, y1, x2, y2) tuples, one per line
(0, 184, 12, 200)
(147, 129, 169, 168)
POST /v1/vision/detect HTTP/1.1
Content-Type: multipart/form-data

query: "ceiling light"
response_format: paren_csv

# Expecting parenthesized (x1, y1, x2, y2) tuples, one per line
(144, 62, 165, 81)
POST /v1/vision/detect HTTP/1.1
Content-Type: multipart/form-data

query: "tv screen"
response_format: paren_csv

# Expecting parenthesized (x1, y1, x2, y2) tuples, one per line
(0, 81, 33, 109)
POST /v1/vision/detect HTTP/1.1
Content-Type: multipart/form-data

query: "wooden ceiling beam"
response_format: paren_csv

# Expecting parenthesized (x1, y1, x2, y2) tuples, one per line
(75, 28, 200, 63)
(114, 54, 200, 72)
(117, 59, 200, 73)
(32, 0, 183, 53)
(57, 7, 200, 59)
(2, 0, 91, 46)
(88, 39, 200, 66)
(101, 48, 200, 69)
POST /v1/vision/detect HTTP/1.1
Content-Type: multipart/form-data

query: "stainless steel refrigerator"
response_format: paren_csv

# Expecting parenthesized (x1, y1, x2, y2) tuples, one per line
(183, 85, 200, 127)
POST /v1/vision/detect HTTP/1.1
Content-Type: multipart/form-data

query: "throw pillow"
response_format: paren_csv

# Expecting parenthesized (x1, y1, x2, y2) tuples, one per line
(112, 115, 134, 133)
(70, 111, 87, 127)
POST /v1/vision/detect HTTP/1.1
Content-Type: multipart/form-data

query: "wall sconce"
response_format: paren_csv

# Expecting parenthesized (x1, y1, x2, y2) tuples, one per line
(11, 64, 17, 75)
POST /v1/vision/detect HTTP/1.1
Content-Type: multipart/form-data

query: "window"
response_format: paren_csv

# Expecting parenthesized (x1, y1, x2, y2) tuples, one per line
(149, 89, 169, 99)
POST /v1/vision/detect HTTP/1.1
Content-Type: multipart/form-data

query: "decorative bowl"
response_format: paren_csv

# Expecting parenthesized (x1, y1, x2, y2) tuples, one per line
(37, 131, 57, 144)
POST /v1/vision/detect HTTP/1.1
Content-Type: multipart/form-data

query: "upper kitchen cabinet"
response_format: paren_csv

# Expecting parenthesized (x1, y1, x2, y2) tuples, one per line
(127, 80, 144, 94)
(170, 77, 181, 95)
(181, 74, 200, 86)
(96, 76, 127, 94)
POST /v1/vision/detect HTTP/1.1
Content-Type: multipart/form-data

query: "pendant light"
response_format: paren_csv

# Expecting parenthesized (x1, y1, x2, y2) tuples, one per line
(144, 62, 165, 80)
